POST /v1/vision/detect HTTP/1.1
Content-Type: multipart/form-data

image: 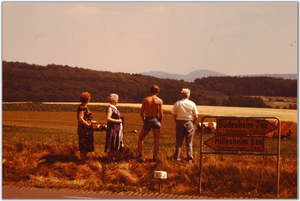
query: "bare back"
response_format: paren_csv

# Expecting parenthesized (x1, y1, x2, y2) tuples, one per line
(140, 95, 163, 118)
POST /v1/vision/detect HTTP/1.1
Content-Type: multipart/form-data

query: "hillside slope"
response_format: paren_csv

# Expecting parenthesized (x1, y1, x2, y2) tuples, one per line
(3, 61, 297, 108)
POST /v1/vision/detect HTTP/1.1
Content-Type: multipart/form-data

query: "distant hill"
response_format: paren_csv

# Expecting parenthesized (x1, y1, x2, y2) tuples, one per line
(140, 71, 190, 81)
(141, 70, 297, 82)
(141, 70, 227, 82)
(186, 70, 227, 81)
(3, 61, 297, 107)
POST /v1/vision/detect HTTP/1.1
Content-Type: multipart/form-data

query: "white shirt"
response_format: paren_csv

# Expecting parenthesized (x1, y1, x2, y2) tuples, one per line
(171, 99, 198, 121)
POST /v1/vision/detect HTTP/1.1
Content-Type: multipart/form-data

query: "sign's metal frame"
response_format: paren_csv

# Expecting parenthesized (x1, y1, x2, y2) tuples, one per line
(198, 116, 281, 198)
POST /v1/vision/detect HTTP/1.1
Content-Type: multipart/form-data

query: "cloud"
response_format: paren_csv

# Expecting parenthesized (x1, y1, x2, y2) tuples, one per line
(66, 4, 99, 17)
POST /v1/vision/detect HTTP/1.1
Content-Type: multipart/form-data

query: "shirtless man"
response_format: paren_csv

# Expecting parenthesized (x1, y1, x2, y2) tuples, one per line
(138, 85, 163, 163)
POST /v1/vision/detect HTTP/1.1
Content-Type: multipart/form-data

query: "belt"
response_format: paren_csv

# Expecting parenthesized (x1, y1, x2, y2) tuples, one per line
(145, 116, 158, 119)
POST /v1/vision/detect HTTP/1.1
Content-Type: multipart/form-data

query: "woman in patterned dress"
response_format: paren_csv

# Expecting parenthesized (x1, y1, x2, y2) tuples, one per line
(77, 92, 96, 164)
(105, 94, 123, 163)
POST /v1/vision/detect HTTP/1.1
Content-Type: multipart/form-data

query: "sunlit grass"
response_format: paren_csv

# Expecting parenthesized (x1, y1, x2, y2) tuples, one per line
(2, 109, 297, 198)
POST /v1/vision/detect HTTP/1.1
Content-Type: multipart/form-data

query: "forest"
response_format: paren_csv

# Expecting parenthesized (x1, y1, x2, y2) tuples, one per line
(2, 61, 297, 108)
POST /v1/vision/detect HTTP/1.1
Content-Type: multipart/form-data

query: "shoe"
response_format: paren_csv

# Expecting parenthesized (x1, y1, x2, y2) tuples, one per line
(185, 158, 193, 164)
(153, 156, 157, 162)
(138, 156, 144, 163)
(174, 155, 181, 161)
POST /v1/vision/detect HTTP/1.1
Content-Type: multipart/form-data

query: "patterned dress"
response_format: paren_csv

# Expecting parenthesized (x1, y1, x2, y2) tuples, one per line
(77, 104, 94, 152)
(105, 105, 122, 152)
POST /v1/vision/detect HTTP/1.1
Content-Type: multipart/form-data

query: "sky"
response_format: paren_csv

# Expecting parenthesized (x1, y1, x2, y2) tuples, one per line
(2, 2, 298, 76)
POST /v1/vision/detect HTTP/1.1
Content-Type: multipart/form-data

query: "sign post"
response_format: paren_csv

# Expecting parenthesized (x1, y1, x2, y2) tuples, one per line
(198, 116, 280, 198)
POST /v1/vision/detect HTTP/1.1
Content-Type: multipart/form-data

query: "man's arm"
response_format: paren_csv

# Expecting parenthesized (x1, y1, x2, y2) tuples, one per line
(158, 100, 163, 122)
(173, 114, 177, 123)
(193, 114, 198, 126)
(140, 100, 145, 121)
(192, 103, 198, 125)
(171, 103, 176, 122)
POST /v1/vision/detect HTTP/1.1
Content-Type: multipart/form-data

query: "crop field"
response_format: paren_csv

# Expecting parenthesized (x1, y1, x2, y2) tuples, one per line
(254, 96, 297, 109)
(12, 101, 298, 122)
(2, 103, 298, 198)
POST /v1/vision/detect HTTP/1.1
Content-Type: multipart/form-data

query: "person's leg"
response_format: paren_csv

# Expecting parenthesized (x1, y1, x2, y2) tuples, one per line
(175, 121, 185, 161)
(138, 129, 149, 160)
(185, 121, 195, 163)
(108, 151, 114, 163)
(152, 129, 160, 160)
(80, 150, 87, 163)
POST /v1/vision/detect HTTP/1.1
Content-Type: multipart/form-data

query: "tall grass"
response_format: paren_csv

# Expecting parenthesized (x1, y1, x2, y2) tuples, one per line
(2, 111, 297, 198)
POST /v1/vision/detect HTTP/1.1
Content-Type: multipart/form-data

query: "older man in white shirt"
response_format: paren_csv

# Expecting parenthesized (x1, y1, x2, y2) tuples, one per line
(171, 88, 198, 164)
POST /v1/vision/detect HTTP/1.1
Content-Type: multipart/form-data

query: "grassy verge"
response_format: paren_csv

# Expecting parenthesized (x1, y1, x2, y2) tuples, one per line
(2, 105, 298, 198)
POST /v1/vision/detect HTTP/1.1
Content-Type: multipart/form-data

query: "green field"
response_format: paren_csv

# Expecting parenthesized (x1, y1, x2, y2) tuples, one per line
(253, 96, 297, 109)
(2, 103, 298, 198)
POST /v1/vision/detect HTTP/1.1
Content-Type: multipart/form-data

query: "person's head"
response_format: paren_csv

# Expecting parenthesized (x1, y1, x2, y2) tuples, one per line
(108, 93, 119, 104)
(181, 88, 190, 99)
(150, 85, 160, 95)
(80, 92, 91, 104)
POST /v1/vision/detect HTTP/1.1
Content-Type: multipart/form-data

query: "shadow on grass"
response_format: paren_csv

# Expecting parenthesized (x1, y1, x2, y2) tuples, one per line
(39, 154, 82, 165)
(38, 145, 138, 166)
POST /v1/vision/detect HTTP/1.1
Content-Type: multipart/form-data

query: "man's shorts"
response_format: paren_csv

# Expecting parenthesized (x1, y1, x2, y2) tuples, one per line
(142, 117, 161, 131)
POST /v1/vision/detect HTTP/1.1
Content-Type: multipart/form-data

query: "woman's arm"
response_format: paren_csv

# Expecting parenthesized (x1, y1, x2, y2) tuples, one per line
(106, 107, 122, 123)
(78, 110, 91, 127)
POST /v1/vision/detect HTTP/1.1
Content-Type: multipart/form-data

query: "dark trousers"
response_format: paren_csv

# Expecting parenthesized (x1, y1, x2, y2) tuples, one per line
(175, 120, 195, 160)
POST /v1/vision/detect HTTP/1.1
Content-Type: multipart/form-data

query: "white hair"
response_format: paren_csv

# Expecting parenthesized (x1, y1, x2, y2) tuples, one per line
(108, 93, 119, 103)
(181, 88, 190, 98)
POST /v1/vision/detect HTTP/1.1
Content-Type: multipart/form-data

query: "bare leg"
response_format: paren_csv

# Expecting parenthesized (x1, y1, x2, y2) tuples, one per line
(108, 151, 115, 163)
(153, 129, 160, 158)
(138, 129, 149, 157)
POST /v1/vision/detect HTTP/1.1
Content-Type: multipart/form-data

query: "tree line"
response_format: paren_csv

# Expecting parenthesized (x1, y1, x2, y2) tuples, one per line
(2, 61, 297, 108)
(194, 76, 297, 97)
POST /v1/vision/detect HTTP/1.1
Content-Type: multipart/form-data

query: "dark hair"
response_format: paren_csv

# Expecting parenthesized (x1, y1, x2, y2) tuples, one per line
(150, 85, 160, 95)
(80, 92, 91, 103)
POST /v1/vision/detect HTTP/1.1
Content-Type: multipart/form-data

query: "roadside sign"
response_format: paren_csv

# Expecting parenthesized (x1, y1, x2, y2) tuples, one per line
(199, 116, 281, 198)
(217, 119, 277, 135)
(205, 136, 264, 152)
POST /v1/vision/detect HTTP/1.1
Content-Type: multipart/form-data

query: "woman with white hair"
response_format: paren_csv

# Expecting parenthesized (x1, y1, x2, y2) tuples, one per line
(105, 94, 123, 163)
